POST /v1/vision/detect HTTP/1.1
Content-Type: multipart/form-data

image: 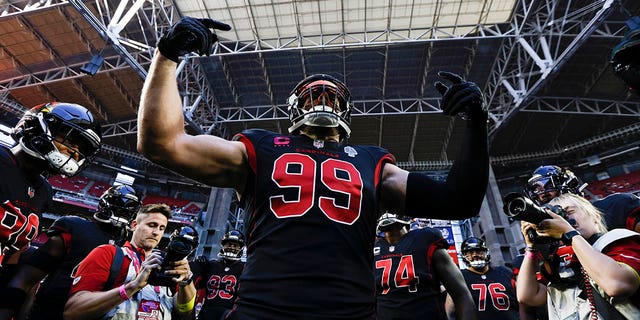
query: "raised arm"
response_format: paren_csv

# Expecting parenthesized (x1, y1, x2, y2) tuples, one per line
(381, 72, 489, 219)
(433, 249, 477, 320)
(137, 18, 247, 190)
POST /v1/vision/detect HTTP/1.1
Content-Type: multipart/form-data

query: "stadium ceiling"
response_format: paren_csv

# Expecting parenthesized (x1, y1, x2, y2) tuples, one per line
(0, 0, 639, 182)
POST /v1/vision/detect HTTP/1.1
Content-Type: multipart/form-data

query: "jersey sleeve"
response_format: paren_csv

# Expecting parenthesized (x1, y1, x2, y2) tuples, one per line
(69, 244, 117, 294)
(419, 228, 449, 262)
(46, 216, 80, 254)
(603, 236, 640, 278)
(233, 129, 273, 175)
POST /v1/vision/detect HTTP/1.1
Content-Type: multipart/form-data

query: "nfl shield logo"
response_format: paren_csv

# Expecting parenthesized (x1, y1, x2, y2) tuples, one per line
(27, 187, 35, 198)
(313, 140, 324, 149)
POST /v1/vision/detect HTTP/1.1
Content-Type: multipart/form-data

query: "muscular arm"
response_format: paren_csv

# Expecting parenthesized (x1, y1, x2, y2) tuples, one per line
(433, 249, 478, 320)
(137, 51, 248, 190)
(380, 118, 488, 219)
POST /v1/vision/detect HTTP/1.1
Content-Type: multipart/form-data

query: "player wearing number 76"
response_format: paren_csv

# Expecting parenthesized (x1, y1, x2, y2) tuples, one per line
(137, 16, 489, 319)
(456, 237, 519, 320)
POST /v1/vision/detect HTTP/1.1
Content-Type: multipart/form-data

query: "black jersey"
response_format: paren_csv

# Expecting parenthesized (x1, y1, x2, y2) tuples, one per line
(191, 258, 244, 320)
(0, 146, 51, 255)
(29, 216, 116, 320)
(593, 193, 640, 230)
(461, 266, 519, 320)
(374, 227, 449, 320)
(231, 129, 394, 319)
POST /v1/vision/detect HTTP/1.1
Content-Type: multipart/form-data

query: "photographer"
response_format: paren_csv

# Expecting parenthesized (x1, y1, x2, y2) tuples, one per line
(515, 194, 640, 319)
(64, 203, 196, 320)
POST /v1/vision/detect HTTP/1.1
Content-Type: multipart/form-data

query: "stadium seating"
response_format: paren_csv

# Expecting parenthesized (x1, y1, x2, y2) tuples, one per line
(87, 181, 112, 198)
(48, 175, 91, 194)
(586, 170, 640, 198)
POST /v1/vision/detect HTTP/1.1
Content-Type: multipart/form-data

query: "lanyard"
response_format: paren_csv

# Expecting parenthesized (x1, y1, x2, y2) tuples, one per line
(123, 246, 161, 294)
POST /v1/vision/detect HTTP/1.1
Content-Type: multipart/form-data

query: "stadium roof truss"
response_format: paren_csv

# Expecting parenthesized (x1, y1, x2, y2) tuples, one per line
(0, 0, 638, 171)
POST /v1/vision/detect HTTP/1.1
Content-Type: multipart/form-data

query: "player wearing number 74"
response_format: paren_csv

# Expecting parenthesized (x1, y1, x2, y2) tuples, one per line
(137, 16, 489, 319)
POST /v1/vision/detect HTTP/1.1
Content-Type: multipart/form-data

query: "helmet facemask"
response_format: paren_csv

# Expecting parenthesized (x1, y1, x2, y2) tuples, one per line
(219, 230, 245, 261)
(464, 250, 489, 269)
(288, 75, 352, 140)
(377, 213, 411, 233)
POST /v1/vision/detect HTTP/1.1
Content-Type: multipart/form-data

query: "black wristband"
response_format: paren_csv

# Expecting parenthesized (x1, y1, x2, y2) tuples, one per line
(561, 230, 581, 246)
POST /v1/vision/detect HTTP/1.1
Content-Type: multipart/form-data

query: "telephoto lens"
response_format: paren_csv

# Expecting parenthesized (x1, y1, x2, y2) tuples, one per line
(503, 193, 552, 224)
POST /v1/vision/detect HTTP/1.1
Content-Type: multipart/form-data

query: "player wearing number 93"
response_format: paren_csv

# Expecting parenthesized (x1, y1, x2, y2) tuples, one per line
(374, 213, 476, 320)
(138, 17, 489, 319)
(190, 230, 245, 320)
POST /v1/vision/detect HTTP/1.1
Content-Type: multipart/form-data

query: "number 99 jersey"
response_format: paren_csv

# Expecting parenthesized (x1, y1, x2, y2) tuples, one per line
(233, 129, 395, 319)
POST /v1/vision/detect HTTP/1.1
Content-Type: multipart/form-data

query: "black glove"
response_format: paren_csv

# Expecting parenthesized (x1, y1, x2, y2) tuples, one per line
(434, 71, 486, 121)
(194, 254, 208, 264)
(157, 17, 231, 63)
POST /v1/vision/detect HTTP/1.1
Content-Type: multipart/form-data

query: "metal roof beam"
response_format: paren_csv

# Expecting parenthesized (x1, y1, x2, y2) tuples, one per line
(69, 0, 179, 79)
(521, 96, 640, 116)
(0, 0, 68, 18)
(484, 0, 618, 137)
(212, 19, 626, 56)
(0, 54, 146, 91)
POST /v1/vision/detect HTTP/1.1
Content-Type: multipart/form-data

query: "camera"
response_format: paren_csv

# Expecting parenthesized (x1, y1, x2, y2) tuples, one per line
(147, 226, 199, 287)
(502, 193, 568, 243)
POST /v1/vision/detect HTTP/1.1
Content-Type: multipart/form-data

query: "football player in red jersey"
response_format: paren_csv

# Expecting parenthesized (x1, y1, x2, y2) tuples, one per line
(138, 17, 489, 318)
(0, 102, 101, 309)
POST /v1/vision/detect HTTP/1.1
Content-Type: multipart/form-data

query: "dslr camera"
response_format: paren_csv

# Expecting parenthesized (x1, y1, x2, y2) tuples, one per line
(502, 192, 568, 243)
(147, 226, 199, 287)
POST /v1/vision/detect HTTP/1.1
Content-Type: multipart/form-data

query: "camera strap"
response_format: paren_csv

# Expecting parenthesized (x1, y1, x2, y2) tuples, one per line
(103, 245, 124, 291)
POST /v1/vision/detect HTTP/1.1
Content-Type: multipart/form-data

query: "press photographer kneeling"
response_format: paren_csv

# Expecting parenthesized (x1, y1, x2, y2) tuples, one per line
(64, 204, 197, 320)
(508, 193, 640, 320)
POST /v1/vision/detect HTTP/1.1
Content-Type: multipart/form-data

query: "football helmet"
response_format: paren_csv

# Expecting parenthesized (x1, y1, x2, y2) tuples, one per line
(377, 213, 411, 232)
(287, 74, 353, 139)
(524, 165, 586, 205)
(94, 185, 141, 228)
(461, 237, 490, 269)
(219, 229, 245, 261)
(11, 102, 102, 176)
